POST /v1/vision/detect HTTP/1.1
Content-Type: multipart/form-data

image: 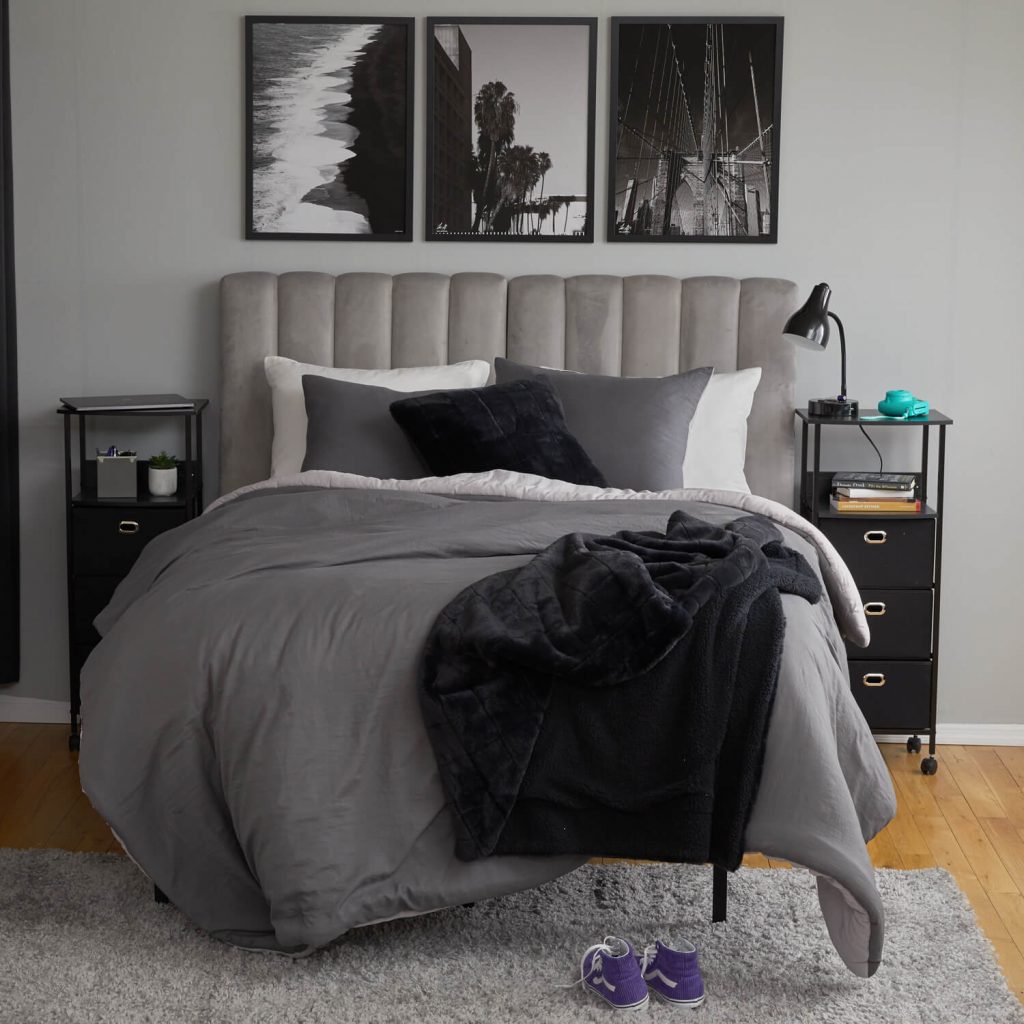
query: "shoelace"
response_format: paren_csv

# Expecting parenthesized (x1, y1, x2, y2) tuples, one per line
(638, 942, 659, 976)
(559, 935, 621, 989)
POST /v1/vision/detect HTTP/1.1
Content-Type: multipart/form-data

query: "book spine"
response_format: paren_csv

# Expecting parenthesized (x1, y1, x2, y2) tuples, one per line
(836, 489, 918, 500)
(832, 500, 923, 512)
(830, 479, 914, 492)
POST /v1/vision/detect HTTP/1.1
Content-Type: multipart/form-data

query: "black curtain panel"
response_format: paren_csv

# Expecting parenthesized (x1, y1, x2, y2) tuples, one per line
(0, 0, 19, 684)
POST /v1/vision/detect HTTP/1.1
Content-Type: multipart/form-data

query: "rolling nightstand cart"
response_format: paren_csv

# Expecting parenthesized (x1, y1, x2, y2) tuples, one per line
(59, 399, 208, 750)
(797, 408, 952, 774)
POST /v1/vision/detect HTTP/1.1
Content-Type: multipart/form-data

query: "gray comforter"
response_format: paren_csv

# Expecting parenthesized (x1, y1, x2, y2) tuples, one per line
(80, 482, 895, 977)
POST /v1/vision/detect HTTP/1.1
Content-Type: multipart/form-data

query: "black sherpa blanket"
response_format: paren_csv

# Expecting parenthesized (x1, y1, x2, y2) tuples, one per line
(419, 511, 822, 870)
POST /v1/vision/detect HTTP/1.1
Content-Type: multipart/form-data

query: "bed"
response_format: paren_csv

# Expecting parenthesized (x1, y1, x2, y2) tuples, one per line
(79, 272, 895, 978)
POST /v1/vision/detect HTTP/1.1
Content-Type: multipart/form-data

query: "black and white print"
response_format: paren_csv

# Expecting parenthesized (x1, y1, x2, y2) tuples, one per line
(245, 17, 413, 241)
(426, 18, 597, 242)
(610, 17, 783, 243)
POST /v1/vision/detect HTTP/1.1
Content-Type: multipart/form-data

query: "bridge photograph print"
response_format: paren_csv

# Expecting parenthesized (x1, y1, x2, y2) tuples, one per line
(609, 17, 783, 244)
(426, 17, 597, 242)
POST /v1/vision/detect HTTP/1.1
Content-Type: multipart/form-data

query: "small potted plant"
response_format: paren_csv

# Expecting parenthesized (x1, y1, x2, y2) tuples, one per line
(148, 451, 178, 497)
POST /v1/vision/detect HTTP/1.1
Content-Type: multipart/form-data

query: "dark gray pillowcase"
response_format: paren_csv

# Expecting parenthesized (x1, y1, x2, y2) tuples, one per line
(493, 358, 713, 491)
(301, 374, 431, 478)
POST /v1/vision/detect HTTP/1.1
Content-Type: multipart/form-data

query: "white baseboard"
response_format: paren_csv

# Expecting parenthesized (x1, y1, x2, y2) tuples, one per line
(0, 695, 71, 724)
(876, 723, 1024, 746)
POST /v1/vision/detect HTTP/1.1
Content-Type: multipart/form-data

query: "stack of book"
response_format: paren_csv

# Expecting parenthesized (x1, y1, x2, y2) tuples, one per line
(830, 472, 921, 513)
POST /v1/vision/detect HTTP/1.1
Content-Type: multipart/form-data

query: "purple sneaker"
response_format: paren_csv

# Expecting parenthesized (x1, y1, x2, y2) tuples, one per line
(578, 936, 650, 1011)
(639, 939, 705, 1008)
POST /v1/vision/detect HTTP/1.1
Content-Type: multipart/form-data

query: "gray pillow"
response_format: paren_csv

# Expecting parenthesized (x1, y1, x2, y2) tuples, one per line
(494, 359, 713, 491)
(301, 374, 430, 478)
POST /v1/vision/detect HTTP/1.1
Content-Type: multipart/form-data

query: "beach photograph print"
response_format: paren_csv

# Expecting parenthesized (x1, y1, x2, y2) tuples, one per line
(426, 17, 597, 242)
(245, 17, 413, 241)
(610, 17, 783, 243)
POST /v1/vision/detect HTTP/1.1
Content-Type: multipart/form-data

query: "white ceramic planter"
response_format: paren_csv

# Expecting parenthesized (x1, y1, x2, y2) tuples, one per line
(148, 466, 178, 497)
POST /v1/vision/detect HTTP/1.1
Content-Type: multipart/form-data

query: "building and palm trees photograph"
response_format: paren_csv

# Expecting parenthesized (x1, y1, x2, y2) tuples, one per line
(426, 18, 596, 242)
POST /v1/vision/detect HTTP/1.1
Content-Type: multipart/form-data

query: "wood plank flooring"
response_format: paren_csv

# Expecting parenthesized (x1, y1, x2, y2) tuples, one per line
(0, 723, 121, 853)
(2, 725, 1024, 999)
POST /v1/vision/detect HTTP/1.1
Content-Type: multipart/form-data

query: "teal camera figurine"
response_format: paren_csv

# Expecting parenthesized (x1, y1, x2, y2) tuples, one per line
(878, 389, 929, 419)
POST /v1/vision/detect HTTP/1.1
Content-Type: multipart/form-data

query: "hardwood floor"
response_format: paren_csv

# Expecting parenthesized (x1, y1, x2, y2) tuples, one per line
(0, 723, 121, 853)
(3, 724, 1024, 998)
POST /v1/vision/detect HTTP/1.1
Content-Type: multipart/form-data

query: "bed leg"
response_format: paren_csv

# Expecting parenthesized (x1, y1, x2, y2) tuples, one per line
(712, 866, 728, 923)
(153, 885, 169, 904)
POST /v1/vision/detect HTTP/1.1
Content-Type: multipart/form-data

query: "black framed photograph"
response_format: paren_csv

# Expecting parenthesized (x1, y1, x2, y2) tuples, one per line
(609, 17, 783, 243)
(245, 16, 413, 241)
(426, 17, 597, 242)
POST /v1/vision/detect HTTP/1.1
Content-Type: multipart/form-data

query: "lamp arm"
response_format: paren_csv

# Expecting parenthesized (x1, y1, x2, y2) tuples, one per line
(828, 311, 847, 401)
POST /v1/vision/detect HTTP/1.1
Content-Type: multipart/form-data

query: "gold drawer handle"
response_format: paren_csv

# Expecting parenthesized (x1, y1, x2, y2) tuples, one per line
(863, 530, 887, 544)
(863, 672, 886, 687)
(864, 601, 887, 617)
(117, 520, 140, 535)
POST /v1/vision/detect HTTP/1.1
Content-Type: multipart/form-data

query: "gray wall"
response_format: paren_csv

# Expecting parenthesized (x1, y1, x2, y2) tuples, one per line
(7, 0, 1024, 724)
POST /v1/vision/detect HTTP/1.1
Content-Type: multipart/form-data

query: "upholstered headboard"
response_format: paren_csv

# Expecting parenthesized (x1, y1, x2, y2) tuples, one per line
(220, 272, 798, 504)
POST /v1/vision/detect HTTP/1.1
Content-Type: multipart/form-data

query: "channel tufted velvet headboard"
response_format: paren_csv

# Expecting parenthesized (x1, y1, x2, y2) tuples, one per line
(219, 272, 798, 504)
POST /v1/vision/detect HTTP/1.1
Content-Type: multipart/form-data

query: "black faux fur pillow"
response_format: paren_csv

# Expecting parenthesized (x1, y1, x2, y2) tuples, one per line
(389, 377, 607, 486)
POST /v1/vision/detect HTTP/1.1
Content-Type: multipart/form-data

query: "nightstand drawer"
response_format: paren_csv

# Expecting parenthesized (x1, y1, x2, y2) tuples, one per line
(71, 507, 187, 576)
(71, 576, 121, 644)
(845, 588, 932, 659)
(821, 517, 935, 588)
(850, 659, 931, 731)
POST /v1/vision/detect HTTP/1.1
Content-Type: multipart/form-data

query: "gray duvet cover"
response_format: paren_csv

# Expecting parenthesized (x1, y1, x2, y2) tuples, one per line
(80, 484, 895, 977)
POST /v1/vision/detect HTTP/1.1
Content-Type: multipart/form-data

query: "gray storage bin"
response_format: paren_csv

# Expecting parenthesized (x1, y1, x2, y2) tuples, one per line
(96, 454, 137, 499)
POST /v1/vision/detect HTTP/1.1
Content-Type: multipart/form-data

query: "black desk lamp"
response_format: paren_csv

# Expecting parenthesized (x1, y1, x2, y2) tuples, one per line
(783, 283, 859, 418)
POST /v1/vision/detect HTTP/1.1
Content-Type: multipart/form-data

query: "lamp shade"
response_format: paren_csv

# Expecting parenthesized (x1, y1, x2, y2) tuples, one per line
(783, 282, 832, 351)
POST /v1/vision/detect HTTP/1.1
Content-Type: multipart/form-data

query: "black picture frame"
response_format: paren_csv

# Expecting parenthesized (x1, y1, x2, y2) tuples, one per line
(0, 0, 18, 683)
(425, 16, 597, 243)
(608, 16, 784, 244)
(244, 16, 414, 242)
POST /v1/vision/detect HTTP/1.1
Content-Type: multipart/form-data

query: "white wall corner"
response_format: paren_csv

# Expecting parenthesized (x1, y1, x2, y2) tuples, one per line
(0, 695, 71, 724)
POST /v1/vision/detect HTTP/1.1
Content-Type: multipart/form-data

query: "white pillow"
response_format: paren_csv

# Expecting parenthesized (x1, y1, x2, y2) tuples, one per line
(682, 368, 762, 492)
(265, 355, 491, 477)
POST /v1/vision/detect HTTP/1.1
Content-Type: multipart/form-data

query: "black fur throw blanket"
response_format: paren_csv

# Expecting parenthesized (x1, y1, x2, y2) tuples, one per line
(419, 511, 822, 870)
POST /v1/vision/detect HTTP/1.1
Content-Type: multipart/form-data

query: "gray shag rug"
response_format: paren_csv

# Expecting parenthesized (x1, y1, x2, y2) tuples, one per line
(0, 850, 1020, 1023)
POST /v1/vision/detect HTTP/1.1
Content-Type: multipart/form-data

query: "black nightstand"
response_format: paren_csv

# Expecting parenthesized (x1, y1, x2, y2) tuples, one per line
(58, 400, 208, 749)
(796, 408, 952, 775)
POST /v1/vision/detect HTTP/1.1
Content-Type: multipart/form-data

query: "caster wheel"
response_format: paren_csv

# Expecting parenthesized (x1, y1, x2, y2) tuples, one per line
(68, 733, 80, 752)
(907, 736, 922, 754)
(921, 757, 938, 776)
